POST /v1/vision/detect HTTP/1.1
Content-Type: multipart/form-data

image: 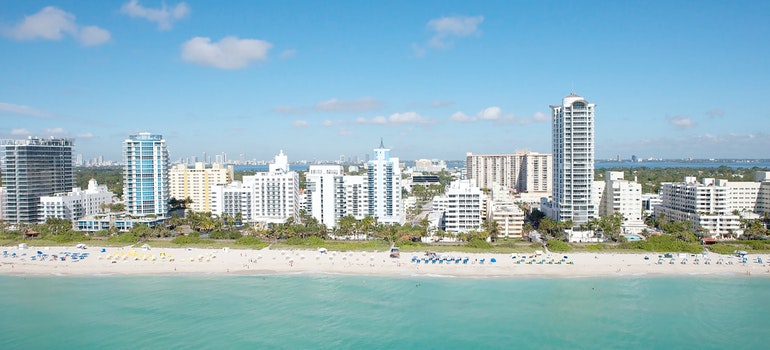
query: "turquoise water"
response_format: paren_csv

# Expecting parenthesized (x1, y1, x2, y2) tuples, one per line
(1, 275, 768, 349)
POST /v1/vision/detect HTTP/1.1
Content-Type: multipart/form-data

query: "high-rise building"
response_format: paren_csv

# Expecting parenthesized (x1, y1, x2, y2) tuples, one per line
(594, 171, 646, 234)
(169, 162, 234, 213)
(443, 180, 483, 233)
(466, 151, 552, 195)
(1, 138, 75, 223)
(123, 133, 169, 217)
(210, 150, 299, 224)
(550, 93, 596, 226)
(305, 165, 368, 229)
(366, 140, 404, 225)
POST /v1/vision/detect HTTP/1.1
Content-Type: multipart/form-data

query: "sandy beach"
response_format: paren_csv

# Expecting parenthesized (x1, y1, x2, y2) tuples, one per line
(2, 244, 769, 278)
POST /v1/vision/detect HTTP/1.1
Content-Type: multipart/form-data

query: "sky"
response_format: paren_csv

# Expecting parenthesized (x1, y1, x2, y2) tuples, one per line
(1, 0, 769, 163)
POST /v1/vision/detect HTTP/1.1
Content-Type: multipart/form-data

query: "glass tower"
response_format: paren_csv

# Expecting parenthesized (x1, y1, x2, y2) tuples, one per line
(1, 138, 74, 223)
(123, 133, 169, 216)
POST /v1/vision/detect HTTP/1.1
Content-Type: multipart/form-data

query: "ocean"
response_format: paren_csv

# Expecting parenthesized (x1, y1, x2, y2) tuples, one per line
(1, 275, 767, 349)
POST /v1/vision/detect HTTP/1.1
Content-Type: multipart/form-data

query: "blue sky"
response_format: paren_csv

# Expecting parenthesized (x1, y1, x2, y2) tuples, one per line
(1, 0, 769, 162)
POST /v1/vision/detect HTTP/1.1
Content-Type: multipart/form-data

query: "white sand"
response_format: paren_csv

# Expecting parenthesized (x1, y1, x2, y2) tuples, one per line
(2, 245, 769, 278)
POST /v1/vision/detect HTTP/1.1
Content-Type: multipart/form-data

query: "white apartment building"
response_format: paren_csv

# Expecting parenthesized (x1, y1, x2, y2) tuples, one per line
(305, 165, 369, 230)
(413, 159, 447, 173)
(169, 162, 234, 213)
(0, 187, 5, 221)
(550, 93, 596, 226)
(594, 171, 646, 234)
(123, 133, 169, 217)
(210, 151, 298, 225)
(39, 179, 114, 222)
(466, 151, 552, 195)
(656, 177, 739, 238)
(367, 141, 404, 225)
(443, 180, 483, 234)
(487, 183, 524, 237)
(305, 165, 345, 229)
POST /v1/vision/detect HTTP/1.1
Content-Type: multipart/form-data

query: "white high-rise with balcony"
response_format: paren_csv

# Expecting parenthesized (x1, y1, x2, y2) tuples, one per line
(123, 133, 169, 217)
(367, 140, 404, 225)
(550, 93, 596, 226)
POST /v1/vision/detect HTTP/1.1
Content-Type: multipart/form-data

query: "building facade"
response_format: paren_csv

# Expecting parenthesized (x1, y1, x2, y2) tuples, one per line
(210, 151, 299, 225)
(1, 138, 75, 223)
(366, 141, 404, 225)
(550, 93, 596, 226)
(39, 179, 114, 222)
(305, 165, 368, 230)
(594, 171, 646, 234)
(123, 133, 169, 217)
(466, 151, 552, 196)
(443, 180, 483, 234)
(169, 162, 234, 213)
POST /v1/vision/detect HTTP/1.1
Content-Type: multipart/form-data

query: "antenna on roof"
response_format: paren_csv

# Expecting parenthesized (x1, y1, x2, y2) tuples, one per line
(379, 137, 384, 148)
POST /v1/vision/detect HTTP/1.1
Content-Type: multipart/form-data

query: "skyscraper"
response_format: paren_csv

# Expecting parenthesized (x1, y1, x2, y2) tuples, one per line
(550, 93, 596, 226)
(1, 138, 75, 223)
(366, 140, 404, 225)
(123, 133, 169, 216)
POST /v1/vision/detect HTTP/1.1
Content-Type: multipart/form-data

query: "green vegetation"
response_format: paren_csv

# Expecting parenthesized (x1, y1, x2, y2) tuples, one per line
(619, 235, 703, 254)
(76, 166, 123, 196)
(546, 239, 572, 252)
(234, 236, 269, 249)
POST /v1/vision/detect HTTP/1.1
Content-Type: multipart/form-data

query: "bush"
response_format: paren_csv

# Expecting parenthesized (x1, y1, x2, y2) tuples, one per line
(708, 244, 737, 255)
(546, 239, 572, 252)
(465, 239, 493, 249)
(584, 243, 605, 251)
(209, 230, 242, 240)
(285, 236, 325, 246)
(49, 231, 87, 243)
(620, 235, 703, 254)
(171, 233, 212, 245)
(235, 236, 263, 246)
(108, 233, 140, 244)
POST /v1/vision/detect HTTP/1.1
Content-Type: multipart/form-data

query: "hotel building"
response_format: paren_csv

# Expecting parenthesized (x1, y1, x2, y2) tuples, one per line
(39, 179, 114, 222)
(466, 151, 552, 196)
(169, 162, 234, 213)
(1, 138, 75, 223)
(366, 141, 404, 225)
(594, 171, 646, 234)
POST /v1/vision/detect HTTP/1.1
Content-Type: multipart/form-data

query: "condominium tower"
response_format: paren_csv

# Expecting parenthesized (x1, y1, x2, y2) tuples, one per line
(367, 140, 404, 225)
(550, 93, 596, 226)
(123, 133, 169, 216)
(466, 151, 552, 194)
(169, 162, 234, 213)
(1, 138, 75, 223)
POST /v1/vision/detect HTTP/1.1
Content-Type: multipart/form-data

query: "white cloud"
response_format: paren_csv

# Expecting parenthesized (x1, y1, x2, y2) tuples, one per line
(5, 6, 110, 46)
(338, 128, 353, 136)
(532, 111, 550, 122)
(358, 112, 432, 125)
(371, 116, 388, 124)
(43, 127, 68, 136)
(279, 49, 297, 59)
(666, 115, 697, 129)
(0, 102, 54, 118)
(450, 111, 475, 122)
(448, 108, 550, 125)
(181, 36, 272, 69)
(292, 120, 309, 128)
(77, 132, 95, 139)
(78, 26, 111, 46)
(120, 0, 190, 30)
(426, 15, 484, 49)
(478, 106, 502, 120)
(11, 128, 31, 136)
(315, 97, 382, 112)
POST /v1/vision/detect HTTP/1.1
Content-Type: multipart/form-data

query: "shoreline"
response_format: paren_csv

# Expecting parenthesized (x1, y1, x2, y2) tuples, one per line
(2, 245, 769, 279)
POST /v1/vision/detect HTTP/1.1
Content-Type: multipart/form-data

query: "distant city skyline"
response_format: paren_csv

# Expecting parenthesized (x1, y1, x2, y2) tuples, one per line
(2, 1, 769, 161)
